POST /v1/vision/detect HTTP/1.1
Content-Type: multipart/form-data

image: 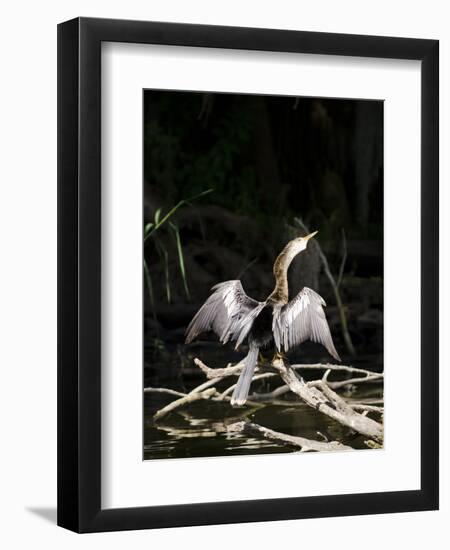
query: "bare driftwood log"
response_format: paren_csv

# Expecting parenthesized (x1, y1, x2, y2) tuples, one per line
(194, 357, 247, 379)
(194, 358, 383, 399)
(196, 357, 380, 379)
(249, 385, 291, 401)
(227, 421, 353, 452)
(149, 358, 265, 420)
(291, 362, 380, 376)
(146, 355, 383, 446)
(250, 372, 382, 400)
(350, 403, 384, 413)
(271, 357, 383, 442)
(153, 388, 218, 420)
(308, 373, 383, 391)
(144, 387, 186, 398)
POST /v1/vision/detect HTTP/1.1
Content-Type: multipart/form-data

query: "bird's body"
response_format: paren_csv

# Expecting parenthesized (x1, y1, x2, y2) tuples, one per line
(185, 232, 340, 406)
(248, 304, 273, 349)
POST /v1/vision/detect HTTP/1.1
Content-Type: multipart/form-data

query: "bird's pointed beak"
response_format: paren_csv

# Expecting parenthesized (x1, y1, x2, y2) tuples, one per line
(304, 230, 318, 241)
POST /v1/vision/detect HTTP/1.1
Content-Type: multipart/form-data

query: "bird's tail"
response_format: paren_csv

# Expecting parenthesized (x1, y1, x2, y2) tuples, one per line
(230, 345, 259, 407)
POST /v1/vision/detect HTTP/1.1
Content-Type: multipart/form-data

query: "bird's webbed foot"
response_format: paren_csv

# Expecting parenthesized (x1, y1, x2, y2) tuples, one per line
(271, 351, 286, 363)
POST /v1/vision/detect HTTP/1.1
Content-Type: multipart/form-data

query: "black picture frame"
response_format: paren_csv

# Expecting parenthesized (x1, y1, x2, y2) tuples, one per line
(57, 17, 439, 533)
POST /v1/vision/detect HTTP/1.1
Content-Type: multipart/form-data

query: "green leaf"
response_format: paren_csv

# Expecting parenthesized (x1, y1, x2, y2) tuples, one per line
(143, 259, 155, 307)
(154, 237, 171, 304)
(144, 222, 154, 237)
(144, 259, 159, 333)
(144, 189, 214, 244)
(170, 223, 190, 299)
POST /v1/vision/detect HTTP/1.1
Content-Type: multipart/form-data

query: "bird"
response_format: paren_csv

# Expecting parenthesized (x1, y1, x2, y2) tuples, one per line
(185, 231, 340, 406)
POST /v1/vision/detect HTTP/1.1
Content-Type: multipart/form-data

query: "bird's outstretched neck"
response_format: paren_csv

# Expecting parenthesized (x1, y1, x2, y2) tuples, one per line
(267, 241, 298, 304)
(267, 233, 317, 305)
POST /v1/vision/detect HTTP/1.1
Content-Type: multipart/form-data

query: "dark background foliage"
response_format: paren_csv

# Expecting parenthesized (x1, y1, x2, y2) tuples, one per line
(143, 91, 383, 455)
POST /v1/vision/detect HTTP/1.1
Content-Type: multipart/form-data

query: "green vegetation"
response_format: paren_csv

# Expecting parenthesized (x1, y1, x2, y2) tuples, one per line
(143, 189, 213, 316)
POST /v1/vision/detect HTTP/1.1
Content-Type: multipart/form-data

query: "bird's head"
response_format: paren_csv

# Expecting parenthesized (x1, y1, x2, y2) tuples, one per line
(274, 231, 318, 275)
(291, 230, 318, 254)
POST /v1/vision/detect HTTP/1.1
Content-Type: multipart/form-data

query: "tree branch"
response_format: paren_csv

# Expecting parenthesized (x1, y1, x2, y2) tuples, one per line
(249, 385, 291, 401)
(352, 403, 384, 413)
(308, 373, 383, 391)
(144, 387, 186, 398)
(291, 362, 382, 377)
(337, 227, 347, 289)
(147, 356, 384, 445)
(193, 357, 246, 379)
(227, 421, 352, 452)
(153, 388, 218, 420)
(217, 373, 276, 400)
(271, 357, 383, 442)
(295, 218, 356, 356)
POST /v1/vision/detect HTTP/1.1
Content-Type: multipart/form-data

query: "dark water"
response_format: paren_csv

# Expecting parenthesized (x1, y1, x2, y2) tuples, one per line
(144, 353, 383, 460)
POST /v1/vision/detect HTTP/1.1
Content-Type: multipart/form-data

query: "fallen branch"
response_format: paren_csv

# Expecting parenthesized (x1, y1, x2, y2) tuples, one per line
(249, 385, 291, 401)
(149, 379, 264, 421)
(308, 373, 383, 391)
(144, 387, 186, 398)
(348, 404, 383, 413)
(228, 421, 352, 452)
(195, 357, 383, 380)
(193, 357, 247, 379)
(148, 356, 384, 445)
(291, 362, 382, 377)
(153, 388, 217, 420)
(218, 373, 277, 400)
(248, 366, 383, 401)
(272, 357, 383, 443)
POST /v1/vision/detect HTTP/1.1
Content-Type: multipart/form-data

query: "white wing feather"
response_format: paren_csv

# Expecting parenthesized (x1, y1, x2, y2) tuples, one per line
(185, 280, 263, 349)
(272, 287, 340, 361)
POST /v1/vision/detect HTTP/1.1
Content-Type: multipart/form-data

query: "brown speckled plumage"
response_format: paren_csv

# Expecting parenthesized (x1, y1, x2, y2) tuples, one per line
(267, 242, 299, 304)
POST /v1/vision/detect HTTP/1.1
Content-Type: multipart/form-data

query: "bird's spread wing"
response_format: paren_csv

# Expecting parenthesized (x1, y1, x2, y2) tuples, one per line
(185, 280, 264, 349)
(272, 287, 340, 361)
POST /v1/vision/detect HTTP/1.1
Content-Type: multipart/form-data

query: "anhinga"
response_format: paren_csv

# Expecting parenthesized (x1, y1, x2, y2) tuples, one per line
(185, 232, 340, 406)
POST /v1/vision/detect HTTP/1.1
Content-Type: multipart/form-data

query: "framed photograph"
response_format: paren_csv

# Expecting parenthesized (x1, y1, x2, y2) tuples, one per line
(57, 17, 439, 532)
